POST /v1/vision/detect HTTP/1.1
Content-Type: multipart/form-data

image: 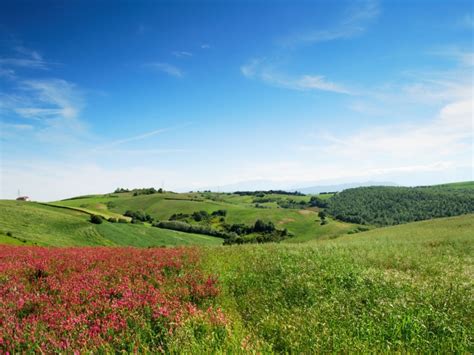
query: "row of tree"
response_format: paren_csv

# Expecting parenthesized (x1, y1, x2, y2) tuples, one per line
(113, 187, 164, 196)
(234, 190, 304, 197)
(169, 209, 227, 223)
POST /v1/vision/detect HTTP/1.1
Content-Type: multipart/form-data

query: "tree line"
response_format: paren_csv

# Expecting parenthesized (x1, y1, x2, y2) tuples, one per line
(325, 186, 474, 226)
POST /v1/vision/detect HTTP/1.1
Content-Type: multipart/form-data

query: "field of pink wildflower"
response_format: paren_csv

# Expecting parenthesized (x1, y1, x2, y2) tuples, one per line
(0, 246, 226, 352)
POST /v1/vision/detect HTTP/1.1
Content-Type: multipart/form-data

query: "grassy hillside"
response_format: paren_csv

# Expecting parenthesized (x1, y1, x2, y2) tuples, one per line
(202, 214, 474, 352)
(0, 200, 222, 247)
(53, 191, 357, 242)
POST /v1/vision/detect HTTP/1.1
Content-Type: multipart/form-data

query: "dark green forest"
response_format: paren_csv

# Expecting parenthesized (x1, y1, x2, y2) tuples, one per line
(326, 186, 474, 226)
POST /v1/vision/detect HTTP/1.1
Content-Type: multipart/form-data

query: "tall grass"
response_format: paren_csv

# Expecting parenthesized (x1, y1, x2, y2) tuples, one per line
(202, 215, 473, 352)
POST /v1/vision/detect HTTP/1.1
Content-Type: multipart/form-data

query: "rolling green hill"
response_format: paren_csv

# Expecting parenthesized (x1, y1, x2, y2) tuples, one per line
(2, 182, 472, 248)
(0, 200, 222, 247)
(52, 191, 358, 242)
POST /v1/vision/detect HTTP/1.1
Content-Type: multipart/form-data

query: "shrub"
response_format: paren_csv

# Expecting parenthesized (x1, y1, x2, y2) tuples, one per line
(309, 196, 329, 208)
(90, 215, 103, 224)
(108, 217, 118, 223)
(124, 210, 153, 223)
(192, 210, 210, 222)
(211, 209, 227, 217)
(253, 220, 276, 233)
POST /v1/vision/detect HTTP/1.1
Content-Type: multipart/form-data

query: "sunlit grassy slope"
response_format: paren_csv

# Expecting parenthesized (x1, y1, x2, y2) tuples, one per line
(0, 200, 222, 247)
(202, 214, 474, 352)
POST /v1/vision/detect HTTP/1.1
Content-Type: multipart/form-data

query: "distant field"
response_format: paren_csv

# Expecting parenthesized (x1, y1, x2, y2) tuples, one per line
(0, 200, 222, 247)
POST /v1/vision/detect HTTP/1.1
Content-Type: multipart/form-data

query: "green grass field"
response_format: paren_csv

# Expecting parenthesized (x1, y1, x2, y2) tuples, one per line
(201, 214, 474, 352)
(0, 200, 222, 247)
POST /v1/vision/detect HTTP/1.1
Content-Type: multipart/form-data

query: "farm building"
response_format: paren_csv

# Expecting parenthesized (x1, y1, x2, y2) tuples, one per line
(16, 196, 30, 201)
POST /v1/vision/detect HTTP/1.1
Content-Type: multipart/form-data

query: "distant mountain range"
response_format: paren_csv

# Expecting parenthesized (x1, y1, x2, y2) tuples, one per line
(294, 181, 398, 194)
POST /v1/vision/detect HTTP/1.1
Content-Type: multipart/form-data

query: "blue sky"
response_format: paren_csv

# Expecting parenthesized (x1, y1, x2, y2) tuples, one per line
(1, 0, 473, 200)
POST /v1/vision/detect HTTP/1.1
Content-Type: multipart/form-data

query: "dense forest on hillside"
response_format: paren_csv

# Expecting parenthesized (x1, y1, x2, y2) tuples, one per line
(326, 186, 474, 226)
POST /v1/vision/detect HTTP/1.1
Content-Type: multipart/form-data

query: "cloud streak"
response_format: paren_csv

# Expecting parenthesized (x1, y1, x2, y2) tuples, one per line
(146, 62, 183, 78)
(172, 51, 193, 58)
(241, 59, 351, 94)
(279, 0, 380, 47)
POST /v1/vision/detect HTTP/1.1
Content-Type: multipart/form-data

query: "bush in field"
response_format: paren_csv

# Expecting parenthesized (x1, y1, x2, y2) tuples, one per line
(169, 213, 190, 221)
(211, 209, 227, 217)
(253, 219, 276, 233)
(108, 217, 118, 223)
(90, 214, 103, 224)
(192, 210, 210, 222)
(124, 210, 153, 223)
(309, 196, 328, 208)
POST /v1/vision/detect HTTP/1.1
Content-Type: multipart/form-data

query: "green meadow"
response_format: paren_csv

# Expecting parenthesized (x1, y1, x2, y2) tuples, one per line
(200, 214, 474, 352)
(0, 184, 473, 352)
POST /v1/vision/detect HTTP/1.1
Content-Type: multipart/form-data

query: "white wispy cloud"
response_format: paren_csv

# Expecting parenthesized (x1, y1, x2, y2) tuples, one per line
(0, 49, 87, 146)
(95, 121, 192, 150)
(98, 128, 169, 149)
(426, 46, 474, 68)
(0, 58, 48, 70)
(279, 0, 380, 46)
(146, 62, 183, 78)
(0, 46, 51, 71)
(14, 46, 43, 61)
(321, 99, 472, 161)
(241, 58, 351, 94)
(17, 79, 83, 120)
(459, 13, 474, 29)
(200, 44, 211, 49)
(240, 1, 377, 94)
(172, 51, 193, 58)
